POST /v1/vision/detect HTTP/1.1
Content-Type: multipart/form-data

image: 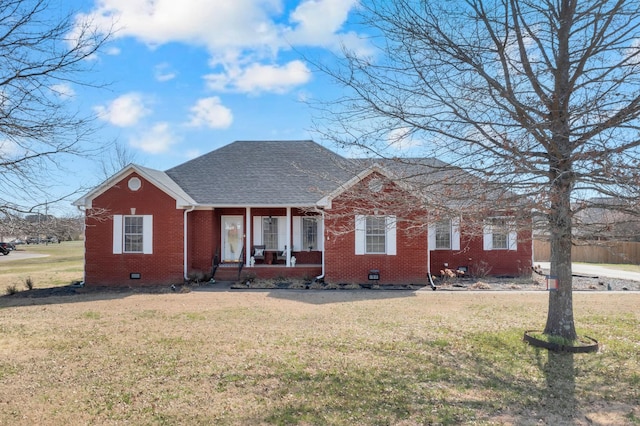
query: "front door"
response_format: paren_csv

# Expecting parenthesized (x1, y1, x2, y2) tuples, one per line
(221, 216, 243, 262)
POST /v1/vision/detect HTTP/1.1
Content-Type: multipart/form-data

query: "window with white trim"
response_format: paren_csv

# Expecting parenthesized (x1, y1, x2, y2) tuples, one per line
(428, 217, 460, 251)
(302, 217, 317, 250)
(435, 220, 451, 249)
(113, 215, 153, 254)
(483, 217, 517, 251)
(491, 218, 508, 249)
(124, 216, 144, 252)
(355, 215, 396, 255)
(263, 217, 278, 250)
(366, 216, 386, 253)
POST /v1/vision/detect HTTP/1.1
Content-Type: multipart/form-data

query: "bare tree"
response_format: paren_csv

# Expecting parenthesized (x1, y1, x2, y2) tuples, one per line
(314, 0, 640, 339)
(0, 0, 111, 214)
(99, 141, 141, 180)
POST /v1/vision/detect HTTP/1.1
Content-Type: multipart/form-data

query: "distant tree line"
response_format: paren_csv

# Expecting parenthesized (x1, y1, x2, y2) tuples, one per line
(0, 212, 83, 243)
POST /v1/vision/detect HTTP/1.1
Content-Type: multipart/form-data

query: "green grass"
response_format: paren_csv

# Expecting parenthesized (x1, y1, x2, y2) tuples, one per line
(575, 262, 640, 273)
(0, 240, 83, 291)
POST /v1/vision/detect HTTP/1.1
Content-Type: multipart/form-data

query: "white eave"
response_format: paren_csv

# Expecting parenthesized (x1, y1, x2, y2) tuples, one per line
(315, 163, 404, 209)
(73, 163, 197, 209)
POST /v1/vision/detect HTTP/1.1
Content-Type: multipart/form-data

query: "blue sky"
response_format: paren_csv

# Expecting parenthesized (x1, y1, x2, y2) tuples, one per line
(57, 0, 375, 206)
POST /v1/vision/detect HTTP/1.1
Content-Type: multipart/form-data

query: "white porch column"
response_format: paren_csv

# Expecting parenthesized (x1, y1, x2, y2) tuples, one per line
(286, 207, 291, 267)
(245, 207, 251, 267)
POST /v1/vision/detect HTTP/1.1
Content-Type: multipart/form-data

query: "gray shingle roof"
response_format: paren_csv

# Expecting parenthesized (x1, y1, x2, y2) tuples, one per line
(165, 140, 358, 206)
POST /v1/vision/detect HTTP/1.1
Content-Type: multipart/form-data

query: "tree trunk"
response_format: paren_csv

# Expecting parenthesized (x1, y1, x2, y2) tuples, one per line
(544, 167, 577, 340)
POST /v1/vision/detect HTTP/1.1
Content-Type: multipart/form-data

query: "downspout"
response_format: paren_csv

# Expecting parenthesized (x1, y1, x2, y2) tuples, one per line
(183, 205, 196, 281)
(315, 209, 325, 282)
(76, 205, 87, 285)
(427, 222, 437, 290)
(427, 243, 437, 290)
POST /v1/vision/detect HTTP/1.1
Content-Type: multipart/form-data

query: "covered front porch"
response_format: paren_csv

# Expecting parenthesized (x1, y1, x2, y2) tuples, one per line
(187, 206, 324, 283)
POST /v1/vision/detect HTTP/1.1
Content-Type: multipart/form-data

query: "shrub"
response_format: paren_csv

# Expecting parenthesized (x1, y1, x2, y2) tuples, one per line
(5, 284, 18, 295)
(24, 276, 34, 290)
(470, 260, 492, 278)
(241, 272, 257, 283)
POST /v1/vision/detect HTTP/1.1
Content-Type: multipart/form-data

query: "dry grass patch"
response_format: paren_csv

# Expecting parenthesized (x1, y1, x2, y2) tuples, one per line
(0, 290, 639, 425)
(0, 241, 83, 292)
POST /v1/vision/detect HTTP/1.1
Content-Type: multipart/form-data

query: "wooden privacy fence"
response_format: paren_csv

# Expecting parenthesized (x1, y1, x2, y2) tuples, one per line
(533, 240, 640, 264)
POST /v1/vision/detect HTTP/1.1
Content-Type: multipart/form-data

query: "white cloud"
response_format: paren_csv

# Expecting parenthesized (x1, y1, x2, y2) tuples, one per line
(184, 149, 201, 159)
(287, 0, 359, 46)
(387, 127, 422, 151)
(78, 0, 284, 52)
(77, 0, 363, 93)
(0, 139, 21, 158)
(129, 122, 178, 154)
(154, 62, 177, 82)
(187, 97, 233, 129)
(205, 60, 311, 94)
(50, 83, 76, 98)
(94, 93, 151, 127)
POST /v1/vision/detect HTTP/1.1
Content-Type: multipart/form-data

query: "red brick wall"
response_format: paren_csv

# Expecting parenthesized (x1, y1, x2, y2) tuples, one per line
(188, 210, 217, 274)
(322, 174, 533, 284)
(324, 176, 429, 285)
(430, 227, 533, 277)
(84, 172, 184, 287)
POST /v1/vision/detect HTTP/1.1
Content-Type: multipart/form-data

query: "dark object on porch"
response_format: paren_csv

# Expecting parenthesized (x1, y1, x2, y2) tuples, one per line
(211, 248, 220, 282)
(252, 245, 265, 263)
(276, 246, 288, 263)
(237, 246, 245, 280)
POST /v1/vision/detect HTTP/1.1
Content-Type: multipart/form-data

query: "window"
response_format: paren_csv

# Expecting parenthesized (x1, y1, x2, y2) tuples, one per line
(366, 216, 386, 253)
(483, 218, 516, 251)
(124, 216, 144, 252)
(113, 215, 153, 254)
(428, 217, 460, 251)
(435, 220, 451, 249)
(355, 215, 396, 255)
(491, 218, 508, 249)
(263, 217, 278, 250)
(302, 217, 317, 250)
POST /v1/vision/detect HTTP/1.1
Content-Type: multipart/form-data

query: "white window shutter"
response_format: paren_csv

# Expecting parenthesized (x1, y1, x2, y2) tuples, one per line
(386, 215, 397, 256)
(483, 224, 492, 251)
(355, 215, 365, 255)
(427, 223, 436, 251)
(253, 216, 262, 245)
(452, 217, 461, 251)
(113, 215, 123, 254)
(508, 230, 517, 251)
(293, 217, 301, 251)
(277, 216, 287, 251)
(143, 215, 153, 254)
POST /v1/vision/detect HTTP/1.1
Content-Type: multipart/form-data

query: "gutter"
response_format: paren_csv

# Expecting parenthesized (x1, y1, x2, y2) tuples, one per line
(76, 205, 87, 285)
(315, 209, 326, 282)
(183, 205, 196, 281)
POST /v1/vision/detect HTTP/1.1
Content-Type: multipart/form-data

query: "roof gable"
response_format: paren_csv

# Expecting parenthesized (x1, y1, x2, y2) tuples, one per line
(165, 140, 357, 207)
(74, 164, 196, 209)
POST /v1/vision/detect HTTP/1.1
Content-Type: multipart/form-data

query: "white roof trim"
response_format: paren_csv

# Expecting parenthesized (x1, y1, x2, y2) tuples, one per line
(316, 164, 408, 209)
(73, 163, 197, 209)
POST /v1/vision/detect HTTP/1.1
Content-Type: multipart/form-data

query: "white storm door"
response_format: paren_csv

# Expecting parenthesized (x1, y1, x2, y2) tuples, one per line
(222, 216, 244, 262)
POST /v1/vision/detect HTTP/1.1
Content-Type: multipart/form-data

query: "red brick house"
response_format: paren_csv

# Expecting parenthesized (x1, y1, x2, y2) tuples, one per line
(74, 140, 532, 287)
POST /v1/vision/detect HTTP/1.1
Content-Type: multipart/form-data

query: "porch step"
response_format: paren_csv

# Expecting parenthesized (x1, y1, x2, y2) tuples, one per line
(213, 264, 322, 282)
(214, 264, 243, 281)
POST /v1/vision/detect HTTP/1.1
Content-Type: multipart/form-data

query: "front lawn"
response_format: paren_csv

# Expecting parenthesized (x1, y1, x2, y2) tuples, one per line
(0, 289, 638, 425)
